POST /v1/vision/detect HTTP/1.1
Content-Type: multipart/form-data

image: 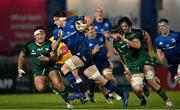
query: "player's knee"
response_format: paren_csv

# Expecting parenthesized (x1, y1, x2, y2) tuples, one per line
(61, 63, 70, 75)
(133, 85, 143, 93)
(131, 75, 144, 90)
(64, 58, 76, 70)
(103, 68, 113, 80)
(36, 85, 46, 92)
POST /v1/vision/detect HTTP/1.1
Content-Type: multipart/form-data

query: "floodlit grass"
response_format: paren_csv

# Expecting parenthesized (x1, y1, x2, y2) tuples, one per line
(0, 91, 179, 109)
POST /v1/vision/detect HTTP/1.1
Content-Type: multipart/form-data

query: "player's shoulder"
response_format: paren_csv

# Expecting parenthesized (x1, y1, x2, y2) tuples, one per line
(132, 28, 141, 31)
(128, 32, 138, 39)
(155, 34, 162, 43)
(169, 30, 180, 36)
(132, 28, 144, 34)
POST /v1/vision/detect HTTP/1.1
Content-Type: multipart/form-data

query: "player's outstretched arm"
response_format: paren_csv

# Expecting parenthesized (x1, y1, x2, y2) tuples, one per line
(80, 16, 94, 32)
(17, 51, 25, 78)
(156, 48, 165, 62)
(104, 38, 113, 58)
(144, 31, 153, 54)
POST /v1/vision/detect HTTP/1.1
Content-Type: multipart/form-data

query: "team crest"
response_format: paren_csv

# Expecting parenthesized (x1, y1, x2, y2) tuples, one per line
(104, 23, 109, 28)
(171, 38, 176, 43)
(159, 42, 163, 46)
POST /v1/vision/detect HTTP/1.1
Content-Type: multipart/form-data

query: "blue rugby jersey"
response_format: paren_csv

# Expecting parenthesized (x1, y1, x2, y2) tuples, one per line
(93, 18, 112, 33)
(53, 16, 91, 55)
(86, 33, 107, 61)
(155, 31, 180, 64)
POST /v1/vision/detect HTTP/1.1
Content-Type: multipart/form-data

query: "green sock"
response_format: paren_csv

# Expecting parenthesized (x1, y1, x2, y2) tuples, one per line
(59, 90, 69, 102)
(156, 87, 168, 102)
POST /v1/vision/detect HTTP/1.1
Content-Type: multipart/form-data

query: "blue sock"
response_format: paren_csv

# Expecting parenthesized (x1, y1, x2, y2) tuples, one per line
(104, 80, 116, 91)
(104, 80, 124, 98)
(65, 72, 83, 94)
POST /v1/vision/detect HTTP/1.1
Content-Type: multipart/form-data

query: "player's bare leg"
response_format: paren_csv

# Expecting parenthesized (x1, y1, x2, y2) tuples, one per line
(144, 65, 174, 108)
(61, 56, 87, 104)
(49, 70, 74, 108)
(34, 76, 47, 92)
(83, 65, 129, 108)
(174, 64, 180, 85)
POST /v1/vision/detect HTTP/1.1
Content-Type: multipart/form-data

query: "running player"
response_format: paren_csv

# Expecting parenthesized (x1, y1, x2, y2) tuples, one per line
(52, 10, 129, 108)
(114, 17, 174, 107)
(93, 6, 112, 38)
(86, 7, 116, 104)
(155, 18, 180, 84)
(49, 34, 83, 85)
(17, 26, 73, 108)
(86, 24, 115, 104)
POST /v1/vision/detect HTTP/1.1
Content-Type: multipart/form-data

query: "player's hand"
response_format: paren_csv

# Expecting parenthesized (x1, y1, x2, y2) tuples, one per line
(58, 49, 63, 55)
(103, 32, 110, 38)
(58, 31, 63, 41)
(38, 54, 49, 62)
(111, 33, 118, 39)
(117, 34, 127, 42)
(18, 69, 25, 78)
(123, 65, 130, 74)
(93, 44, 100, 54)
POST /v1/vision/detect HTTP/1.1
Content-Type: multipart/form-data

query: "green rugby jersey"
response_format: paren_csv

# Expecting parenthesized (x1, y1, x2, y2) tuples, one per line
(22, 39, 52, 70)
(113, 30, 149, 66)
(131, 28, 149, 51)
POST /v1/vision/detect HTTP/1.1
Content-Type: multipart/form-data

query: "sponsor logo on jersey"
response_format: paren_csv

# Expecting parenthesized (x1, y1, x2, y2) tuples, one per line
(45, 48, 49, 51)
(100, 29, 104, 32)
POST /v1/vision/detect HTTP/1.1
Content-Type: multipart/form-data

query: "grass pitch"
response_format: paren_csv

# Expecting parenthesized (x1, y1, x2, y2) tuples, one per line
(0, 91, 179, 109)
